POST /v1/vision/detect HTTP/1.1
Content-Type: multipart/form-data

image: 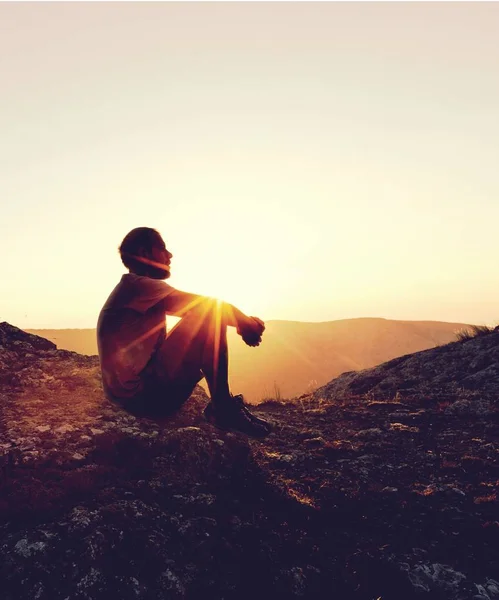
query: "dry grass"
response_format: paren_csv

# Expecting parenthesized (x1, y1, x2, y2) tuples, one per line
(455, 324, 495, 342)
(260, 381, 284, 403)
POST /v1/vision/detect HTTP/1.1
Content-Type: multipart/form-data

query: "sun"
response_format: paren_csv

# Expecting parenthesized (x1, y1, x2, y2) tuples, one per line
(185, 270, 266, 318)
(169, 246, 277, 320)
(162, 209, 290, 320)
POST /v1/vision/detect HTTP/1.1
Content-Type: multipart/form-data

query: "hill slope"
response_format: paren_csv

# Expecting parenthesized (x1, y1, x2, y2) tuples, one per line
(28, 317, 468, 402)
(314, 325, 499, 406)
(1, 321, 498, 599)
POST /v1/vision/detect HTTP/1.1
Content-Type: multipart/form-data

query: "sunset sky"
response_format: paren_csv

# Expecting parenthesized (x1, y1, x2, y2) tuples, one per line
(2, 3, 499, 329)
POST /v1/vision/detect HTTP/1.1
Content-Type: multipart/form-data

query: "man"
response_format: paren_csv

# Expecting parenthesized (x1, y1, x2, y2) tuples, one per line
(97, 227, 271, 438)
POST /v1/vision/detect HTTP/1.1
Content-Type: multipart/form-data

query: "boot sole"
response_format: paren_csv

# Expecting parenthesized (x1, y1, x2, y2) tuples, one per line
(204, 412, 269, 438)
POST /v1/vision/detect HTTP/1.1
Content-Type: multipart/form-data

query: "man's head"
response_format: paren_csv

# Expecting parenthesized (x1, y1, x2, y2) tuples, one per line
(119, 227, 172, 279)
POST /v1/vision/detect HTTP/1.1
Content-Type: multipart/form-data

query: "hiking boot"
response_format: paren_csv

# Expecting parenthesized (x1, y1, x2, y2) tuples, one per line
(230, 394, 273, 433)
(204, 398, 270, 438)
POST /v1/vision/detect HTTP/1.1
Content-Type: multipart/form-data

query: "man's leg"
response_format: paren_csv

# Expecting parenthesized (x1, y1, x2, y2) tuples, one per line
(151, 299, 231, 407)
(149, 299, 270, 436)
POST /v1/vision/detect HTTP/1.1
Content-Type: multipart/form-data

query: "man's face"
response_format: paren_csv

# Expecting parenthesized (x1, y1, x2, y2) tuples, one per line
(137, 235, 173, 279)
(151, 237, 173, 279)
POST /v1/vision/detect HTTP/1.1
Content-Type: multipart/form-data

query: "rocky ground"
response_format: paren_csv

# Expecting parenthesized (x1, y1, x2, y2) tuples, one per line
(1, 322, 498, 599)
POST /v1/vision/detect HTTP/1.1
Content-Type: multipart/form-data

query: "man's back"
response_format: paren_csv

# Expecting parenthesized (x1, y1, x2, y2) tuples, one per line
(97, 273, 174, 399)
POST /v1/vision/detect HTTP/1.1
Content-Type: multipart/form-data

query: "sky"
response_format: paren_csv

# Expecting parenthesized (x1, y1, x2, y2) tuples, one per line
(1, 3, 499, 329)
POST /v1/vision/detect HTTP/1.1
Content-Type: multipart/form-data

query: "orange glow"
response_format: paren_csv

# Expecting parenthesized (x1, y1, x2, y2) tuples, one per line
(212, 300, 223, 391)
(2, 3, 499, 329)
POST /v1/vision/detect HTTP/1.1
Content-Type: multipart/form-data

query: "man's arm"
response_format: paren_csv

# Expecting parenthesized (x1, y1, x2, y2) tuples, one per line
(162, 289, 265, 344)
(161, 289, 210, 317)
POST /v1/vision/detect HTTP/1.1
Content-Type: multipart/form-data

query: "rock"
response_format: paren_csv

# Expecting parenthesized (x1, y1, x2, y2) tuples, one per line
(389, 422, 419, 433)
(476, 579, 499, 600)
(445, 399, 492, 417)
(403, 563, 466, 595)
(36, 425, 50, 432)
(303, 437, 325, 447)
(55, 424, 75, 434)
(14, 539, 47, 558)
(1, 321, 499, 600)
(0, 323, 56, 351)
(355, 428, 383, 440)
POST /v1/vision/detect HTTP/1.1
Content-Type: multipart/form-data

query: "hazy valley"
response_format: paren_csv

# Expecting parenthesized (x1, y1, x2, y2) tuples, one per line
(28, 317, 469, 402)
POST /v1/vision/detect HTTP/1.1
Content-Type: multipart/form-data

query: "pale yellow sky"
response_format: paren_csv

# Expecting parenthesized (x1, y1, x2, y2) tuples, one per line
(1, 3, 498, 328)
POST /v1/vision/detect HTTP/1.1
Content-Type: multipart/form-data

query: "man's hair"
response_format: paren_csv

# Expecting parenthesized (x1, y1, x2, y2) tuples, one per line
(119, 227, 162, 271)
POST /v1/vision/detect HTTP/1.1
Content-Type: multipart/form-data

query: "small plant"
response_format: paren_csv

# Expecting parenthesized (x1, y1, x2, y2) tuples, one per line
(305, 379, 318, 394)
(261, 381, 283, 403)
(455, 324, 494, 342)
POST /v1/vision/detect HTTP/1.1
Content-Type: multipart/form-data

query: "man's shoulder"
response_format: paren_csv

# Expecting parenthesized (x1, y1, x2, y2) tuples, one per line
(119, 274, 175, 313)
(100, 274, 175, 315)
(127, 274, 175, 294)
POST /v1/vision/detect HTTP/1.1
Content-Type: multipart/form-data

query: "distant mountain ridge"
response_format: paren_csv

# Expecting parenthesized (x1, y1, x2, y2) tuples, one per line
(27, 317, 469, 402)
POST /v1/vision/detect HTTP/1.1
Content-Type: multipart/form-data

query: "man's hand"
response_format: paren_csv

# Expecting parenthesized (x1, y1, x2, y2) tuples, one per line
(237, 316, 265, 347)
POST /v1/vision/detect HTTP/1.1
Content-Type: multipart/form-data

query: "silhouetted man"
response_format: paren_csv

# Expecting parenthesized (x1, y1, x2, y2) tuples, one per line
(97, 227, 271, 437)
